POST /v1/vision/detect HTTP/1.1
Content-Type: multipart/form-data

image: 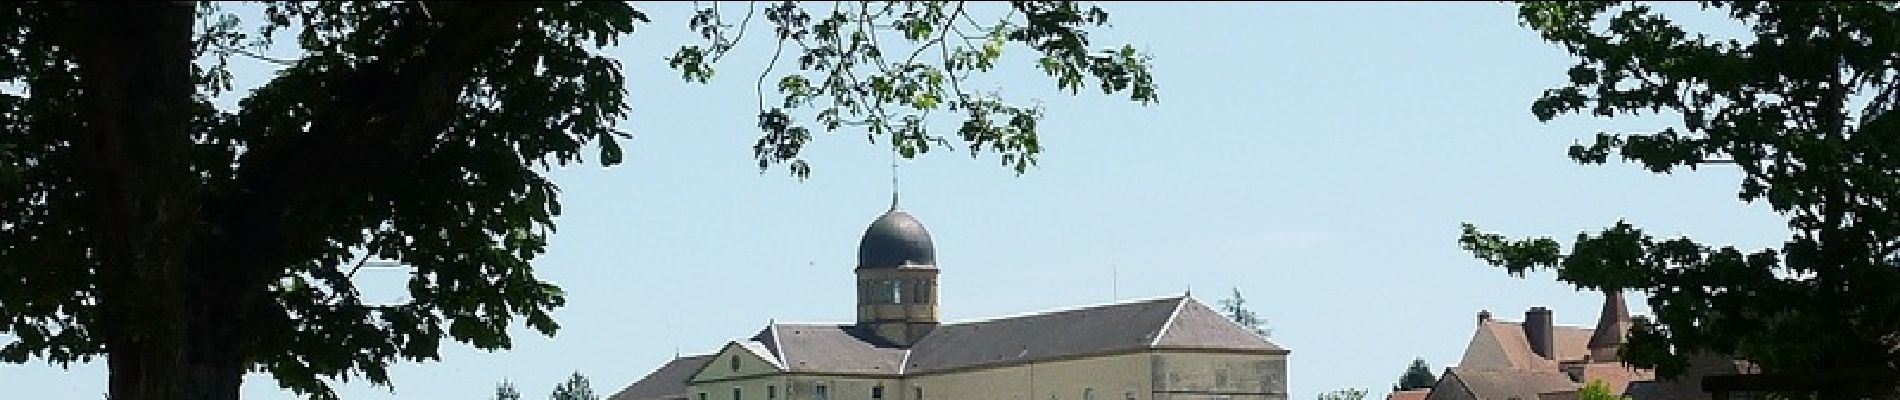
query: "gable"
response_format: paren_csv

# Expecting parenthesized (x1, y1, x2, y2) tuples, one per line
(753, 324, 906, 375)
(612, 355, 715, 400)
(1152, 297, 1285, 352)
(689, 341, 786, 383)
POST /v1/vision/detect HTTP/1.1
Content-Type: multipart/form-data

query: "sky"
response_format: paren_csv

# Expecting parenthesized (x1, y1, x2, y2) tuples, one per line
(0, 2, 1788, 400)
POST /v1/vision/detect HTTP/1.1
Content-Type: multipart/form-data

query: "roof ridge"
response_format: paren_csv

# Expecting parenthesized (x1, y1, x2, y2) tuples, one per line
(897, 348, 913, 375)
(1149, 296, 1191, 346)
(768, 324, 787, 360)
(941, 293, 1188, 326)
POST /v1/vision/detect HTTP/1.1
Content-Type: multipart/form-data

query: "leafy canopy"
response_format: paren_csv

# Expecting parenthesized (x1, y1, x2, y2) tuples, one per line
(1218, 287, 1271, 337)
(0, 2, 1157, 399)
(1460, 0, 1900, 378)
(1316, 388, 1366, 400)
(550, 372, 598, 400)
(1394, 358, 1435, 391)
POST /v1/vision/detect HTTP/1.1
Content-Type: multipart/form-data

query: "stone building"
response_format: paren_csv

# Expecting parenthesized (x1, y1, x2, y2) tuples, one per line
(1416, 292, 1751, 400)
(611, 202, 1290, 400)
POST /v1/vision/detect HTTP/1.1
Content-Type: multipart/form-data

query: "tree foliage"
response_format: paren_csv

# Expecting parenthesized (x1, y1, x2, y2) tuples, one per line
(1316, 388, 1366, 400)
(0, 1, 1156, 399)
(1393, 357, 1435, 391)
(1218, 287, 1270, 337)
(550, 372, 597, 400)
(1577, 379, 1628, 400)
(1459, 0, 1900, 385)
(495, 381, 523, 400)
(670, 1, 1156, 177)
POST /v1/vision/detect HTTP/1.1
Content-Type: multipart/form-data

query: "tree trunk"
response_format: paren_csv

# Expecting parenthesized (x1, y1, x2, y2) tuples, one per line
(54, 3, 241, 400)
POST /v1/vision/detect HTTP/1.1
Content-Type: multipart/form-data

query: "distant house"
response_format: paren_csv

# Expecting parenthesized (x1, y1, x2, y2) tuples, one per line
(611, 201, 1291, 400)
(1386, 389, 1429, 400)
(1421, 292, 1751, 400)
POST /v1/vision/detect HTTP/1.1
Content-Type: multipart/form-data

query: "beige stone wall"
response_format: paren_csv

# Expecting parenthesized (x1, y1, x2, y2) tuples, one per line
(907, 352, 1153, 400)
(686, 350, 1287, 400)
(1148, 351, 1288, 400)
(784, 376, 903, 400)
(689, 376, 792, 400)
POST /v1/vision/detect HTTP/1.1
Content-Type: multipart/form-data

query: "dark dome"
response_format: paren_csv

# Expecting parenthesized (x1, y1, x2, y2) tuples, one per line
(857, 208, 936, 269)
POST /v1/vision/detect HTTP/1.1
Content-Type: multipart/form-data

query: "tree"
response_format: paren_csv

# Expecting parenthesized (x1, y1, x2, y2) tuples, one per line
(1577, 379, 1628, 400)
(1217, 287, 1270, 337)
(1393, 357, 1435, 391)
(495, 381, 523, 400)
(550, 372, 597, 400)
(1316, 388, 1366, 400)
(0, 2, 1156, 400)
(1458, 0, 1900, 393)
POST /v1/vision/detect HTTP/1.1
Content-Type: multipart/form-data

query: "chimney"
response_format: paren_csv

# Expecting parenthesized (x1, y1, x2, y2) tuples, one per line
(1525, 306, 1555, 360)
(1477, 310, 1493, 326)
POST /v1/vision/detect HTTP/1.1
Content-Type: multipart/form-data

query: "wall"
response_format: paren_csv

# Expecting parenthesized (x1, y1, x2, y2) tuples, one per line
(1149, 351, 1288, 400)
(908, 351, 1150, 400)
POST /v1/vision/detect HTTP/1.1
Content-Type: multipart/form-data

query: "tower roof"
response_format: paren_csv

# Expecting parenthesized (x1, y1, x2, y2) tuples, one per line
(856, 205, 935, 269)
(1587, 289, 1632, 355)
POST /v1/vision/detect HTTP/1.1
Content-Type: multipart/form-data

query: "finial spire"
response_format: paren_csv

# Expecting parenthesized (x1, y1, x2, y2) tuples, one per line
(890, 145, 901, 210)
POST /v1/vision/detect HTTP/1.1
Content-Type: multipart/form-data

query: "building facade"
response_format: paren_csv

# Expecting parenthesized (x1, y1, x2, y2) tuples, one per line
(1416, 292, 1752, 400)
(612, 202, 1290, 400)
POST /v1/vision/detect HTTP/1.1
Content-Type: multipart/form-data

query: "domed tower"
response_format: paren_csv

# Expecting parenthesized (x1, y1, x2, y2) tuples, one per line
(854, 198, 940, 347)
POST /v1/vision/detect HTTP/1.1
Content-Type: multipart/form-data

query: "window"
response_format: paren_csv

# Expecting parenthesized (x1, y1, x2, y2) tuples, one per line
(1215, 369, 1228, 388)
(889, 280, 902, 304)
(731, 356, 740, 371)
(734, 387, 742, 400)
(1084, 388, 1095, 400)
(1123, 391, 1135, 400)
(768, 386, 777, 400)
(815, 385, 829, 400)
(699, 393, 707, 400)
(872, 386, 884, 399)
(914, 387, 923, 400)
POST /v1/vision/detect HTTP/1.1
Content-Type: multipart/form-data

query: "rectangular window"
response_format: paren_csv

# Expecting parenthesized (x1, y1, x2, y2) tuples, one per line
(1123, 392, 1135, 400)
(815, 385, 829, 400)
(915, 387, 923, 400)
(734, 387, 742, 400)
(1084, 388, 1094, 400)
(768, 386, 777, 400)
(700, 393, 707, 400)
(872, 386, 884, 399)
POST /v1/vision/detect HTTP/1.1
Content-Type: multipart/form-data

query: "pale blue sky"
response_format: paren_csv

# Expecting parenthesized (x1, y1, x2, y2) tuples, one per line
(3, 2, 1785, 399)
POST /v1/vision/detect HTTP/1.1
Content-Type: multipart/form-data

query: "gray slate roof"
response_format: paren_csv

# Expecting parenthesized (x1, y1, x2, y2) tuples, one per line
(619, 295, 1285, 400)
(751, 324, 908, 375)
(755, 295, 1283, 375)
(611, 354, 714, 400)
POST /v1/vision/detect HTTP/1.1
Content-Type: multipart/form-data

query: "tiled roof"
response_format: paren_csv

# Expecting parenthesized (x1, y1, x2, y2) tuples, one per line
(1436, 367, 1578, 400)
(1579, 362, 1654, 396)
(1386, 389, 1430, 400)
(750, 324, 908, 375)
(611, 354, 715, 400)
(1458, 321, 1595, 371)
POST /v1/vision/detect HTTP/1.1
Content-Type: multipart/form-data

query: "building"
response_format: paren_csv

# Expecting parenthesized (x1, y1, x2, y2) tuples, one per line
(1419, 292, 1752, 400)
(611, 201, 1291, 400)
